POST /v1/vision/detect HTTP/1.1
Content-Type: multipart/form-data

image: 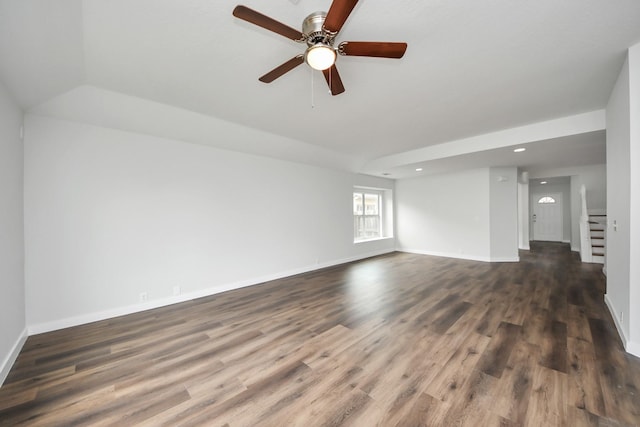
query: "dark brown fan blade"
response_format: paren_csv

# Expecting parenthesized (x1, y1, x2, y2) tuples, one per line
(259, 55, 305, 83)
(323, 0, 359, 34)
(233, 5, 304, 41)
(339, 41, 407, 58)
(322, 65, 345, 96)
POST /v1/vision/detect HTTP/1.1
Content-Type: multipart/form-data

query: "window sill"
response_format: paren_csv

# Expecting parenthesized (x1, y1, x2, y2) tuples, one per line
(354, 236, 394, 244)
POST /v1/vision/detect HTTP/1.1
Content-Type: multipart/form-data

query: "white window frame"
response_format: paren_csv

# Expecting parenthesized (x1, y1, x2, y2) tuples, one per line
(353, 187, 392, 242)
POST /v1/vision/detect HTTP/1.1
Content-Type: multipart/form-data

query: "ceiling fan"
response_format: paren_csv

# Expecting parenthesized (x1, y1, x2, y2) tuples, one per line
(232, 0, 407, 96)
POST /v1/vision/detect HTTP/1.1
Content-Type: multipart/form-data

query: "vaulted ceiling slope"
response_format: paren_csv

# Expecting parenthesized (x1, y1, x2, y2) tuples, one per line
(1, 0, 638, 176)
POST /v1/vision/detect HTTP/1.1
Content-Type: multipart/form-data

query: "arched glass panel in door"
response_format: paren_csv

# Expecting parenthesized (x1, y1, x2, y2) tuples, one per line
(538, 196, 556, 204)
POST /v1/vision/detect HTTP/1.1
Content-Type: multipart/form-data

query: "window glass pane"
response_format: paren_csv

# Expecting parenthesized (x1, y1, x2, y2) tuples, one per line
(364, 194, 379, 215)
(353, 193, 363, 215)
(363, 215, 380, 238)
(353, 190, 384, 242)
(354, 215, 364, 239)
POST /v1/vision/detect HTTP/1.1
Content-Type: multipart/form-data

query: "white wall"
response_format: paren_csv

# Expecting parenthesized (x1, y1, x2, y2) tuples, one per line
(395, 168, 491, 261)
(489, 167, 519, 261)
(606, 56, 631, 345)
(628, 43, 640, 354)
(605, 49, 639, 357)
(23, 115, 395, 332)
(0, 80, 26, 385)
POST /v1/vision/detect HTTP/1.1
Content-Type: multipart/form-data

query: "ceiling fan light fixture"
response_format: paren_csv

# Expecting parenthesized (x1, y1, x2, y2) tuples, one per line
(305, 44, 336, 70)
(232, 3, 408, 96)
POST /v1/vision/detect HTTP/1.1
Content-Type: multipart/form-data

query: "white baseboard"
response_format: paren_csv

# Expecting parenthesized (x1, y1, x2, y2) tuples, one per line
(627, 340, 640, 358)
(398, 248, 519, 263)
(1, 328, 28, 386)
(603, 294, 639, 357)
(490, 256, 520, 263)
(28, 249, 395, 335)
(604, 294, 628, 343)
(399, 248, 491, 263)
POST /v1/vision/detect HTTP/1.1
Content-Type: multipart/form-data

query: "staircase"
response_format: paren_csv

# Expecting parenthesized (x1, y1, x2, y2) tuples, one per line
(578, 185, 606, 264)
(588, 212, 606, 264)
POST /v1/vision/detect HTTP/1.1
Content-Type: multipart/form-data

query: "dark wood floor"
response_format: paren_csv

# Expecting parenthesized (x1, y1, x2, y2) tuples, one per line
(1, 242, 639, 426)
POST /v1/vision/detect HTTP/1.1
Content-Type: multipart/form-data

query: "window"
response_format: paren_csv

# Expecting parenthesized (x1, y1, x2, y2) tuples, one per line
(353, 191, 382, 241)
(538, 196, 556, 204)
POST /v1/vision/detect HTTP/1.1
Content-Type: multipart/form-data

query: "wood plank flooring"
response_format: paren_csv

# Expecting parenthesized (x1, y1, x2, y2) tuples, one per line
(1, 242, 639, 426)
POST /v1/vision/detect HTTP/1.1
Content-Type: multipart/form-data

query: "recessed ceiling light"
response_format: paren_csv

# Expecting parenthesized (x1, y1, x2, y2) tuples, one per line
(540, 181, 548, 184)
(513, 148, 526, 153)
(415, 168, 423, 172)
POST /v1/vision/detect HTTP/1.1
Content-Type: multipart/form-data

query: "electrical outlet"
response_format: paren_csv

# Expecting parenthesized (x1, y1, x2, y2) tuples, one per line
(173, 286, 181, 296)
(139, 292, 148, 302)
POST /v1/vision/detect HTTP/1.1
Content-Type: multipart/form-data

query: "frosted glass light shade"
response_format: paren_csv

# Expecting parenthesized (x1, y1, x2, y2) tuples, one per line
(305, 44, 336, 71)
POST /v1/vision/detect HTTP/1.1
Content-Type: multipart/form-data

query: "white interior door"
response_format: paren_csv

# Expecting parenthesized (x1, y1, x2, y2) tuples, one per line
(532, 192, 563, 241)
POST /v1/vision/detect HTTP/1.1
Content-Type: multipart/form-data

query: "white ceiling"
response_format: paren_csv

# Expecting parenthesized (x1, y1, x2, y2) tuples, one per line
(1, 0, 639, 177)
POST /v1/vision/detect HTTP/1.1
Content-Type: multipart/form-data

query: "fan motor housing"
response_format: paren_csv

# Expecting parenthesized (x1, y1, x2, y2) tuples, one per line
(302, 11, 334, 46)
